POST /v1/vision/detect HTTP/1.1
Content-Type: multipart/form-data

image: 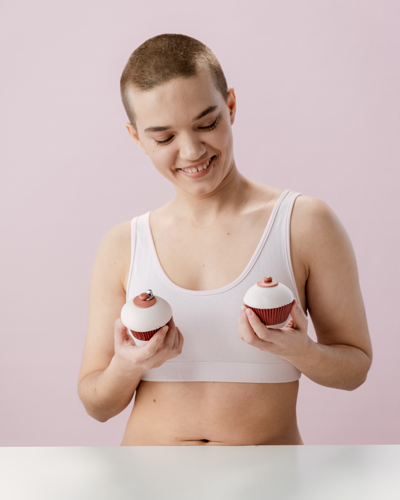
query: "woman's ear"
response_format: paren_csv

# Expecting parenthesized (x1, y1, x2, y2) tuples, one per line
(227, 88, 236, 125)
(125, 122, 148, 155)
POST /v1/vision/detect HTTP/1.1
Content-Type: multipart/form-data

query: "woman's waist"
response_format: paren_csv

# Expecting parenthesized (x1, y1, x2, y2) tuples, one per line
(122, 380, 300, 446)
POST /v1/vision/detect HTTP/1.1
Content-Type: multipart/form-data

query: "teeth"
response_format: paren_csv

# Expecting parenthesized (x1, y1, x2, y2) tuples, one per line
(181, 157, 213, 173)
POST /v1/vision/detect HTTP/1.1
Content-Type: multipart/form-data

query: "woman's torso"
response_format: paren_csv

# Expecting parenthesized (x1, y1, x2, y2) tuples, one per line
(121, 185, 307, 445)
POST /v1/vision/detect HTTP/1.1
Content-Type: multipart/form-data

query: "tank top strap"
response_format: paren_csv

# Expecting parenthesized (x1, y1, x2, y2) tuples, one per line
(125, 216, 137, 297)
(261, 189, 303, 308)
(126, 213, 153, 300)
(278, 190, 302, 237)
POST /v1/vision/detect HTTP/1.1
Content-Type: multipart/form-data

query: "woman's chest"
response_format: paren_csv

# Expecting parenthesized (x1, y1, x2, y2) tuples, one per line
(145, 210, 308, 313)
(149, 213, 270, 291)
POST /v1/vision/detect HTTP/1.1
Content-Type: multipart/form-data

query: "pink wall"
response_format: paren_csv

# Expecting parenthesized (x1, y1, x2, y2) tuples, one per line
(1, 0, 399, 446)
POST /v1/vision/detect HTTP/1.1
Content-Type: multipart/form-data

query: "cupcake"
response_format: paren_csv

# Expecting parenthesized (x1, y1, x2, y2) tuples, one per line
(121, 289, 172, 342)
(243, 276, 294, 328)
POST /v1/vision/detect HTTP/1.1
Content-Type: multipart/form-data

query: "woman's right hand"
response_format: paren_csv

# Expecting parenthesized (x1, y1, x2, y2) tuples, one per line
(113, 315, 184, 374)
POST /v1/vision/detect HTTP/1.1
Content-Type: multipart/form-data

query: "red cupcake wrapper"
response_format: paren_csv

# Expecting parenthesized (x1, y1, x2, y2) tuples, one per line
(130, 328, 160, 341)
(247, 301, 294, 326)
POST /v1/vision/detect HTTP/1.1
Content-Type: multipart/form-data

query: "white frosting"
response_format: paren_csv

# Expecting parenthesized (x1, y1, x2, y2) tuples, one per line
(243, 282, 294, 309)
(121, 295, 172, 332)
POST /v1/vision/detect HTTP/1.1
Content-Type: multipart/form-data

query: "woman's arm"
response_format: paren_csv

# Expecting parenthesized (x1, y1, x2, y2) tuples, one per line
(78, 318, 167, 423)
(238, 197, 372, 390)
(78, 222, 183, 422)
(78, 221, 140, 422)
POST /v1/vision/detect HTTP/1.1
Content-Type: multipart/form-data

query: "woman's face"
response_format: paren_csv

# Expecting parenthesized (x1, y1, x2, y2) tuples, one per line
(125, 70, 236, 196)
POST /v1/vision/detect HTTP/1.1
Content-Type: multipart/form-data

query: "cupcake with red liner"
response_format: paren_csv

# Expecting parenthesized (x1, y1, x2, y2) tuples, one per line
(121, 289, 172, 342)
(243, 276, 294, 328)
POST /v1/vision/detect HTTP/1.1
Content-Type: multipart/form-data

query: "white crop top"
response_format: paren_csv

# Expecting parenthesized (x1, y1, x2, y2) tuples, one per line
(126, 189, 304, 383)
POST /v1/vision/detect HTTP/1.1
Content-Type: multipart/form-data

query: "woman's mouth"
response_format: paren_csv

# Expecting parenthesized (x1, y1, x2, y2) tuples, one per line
(177, 156, 216, 178)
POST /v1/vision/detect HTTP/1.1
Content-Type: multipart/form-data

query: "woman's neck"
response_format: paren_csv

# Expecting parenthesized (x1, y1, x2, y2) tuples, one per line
(170, 164, 254, 226)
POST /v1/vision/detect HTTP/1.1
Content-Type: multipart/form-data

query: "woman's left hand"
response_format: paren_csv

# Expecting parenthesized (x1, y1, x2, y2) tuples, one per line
(238, 299, 313, 361)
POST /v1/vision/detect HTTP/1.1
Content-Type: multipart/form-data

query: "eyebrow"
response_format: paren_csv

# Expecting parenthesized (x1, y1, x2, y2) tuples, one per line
(144, 105, 219, 133)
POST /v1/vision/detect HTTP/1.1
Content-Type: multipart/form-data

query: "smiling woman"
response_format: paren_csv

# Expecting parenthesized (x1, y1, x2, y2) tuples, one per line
(77, 34, 372, 446)
(123, 67, 236, 197)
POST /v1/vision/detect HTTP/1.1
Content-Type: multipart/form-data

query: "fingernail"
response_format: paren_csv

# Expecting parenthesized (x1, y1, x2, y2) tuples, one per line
(241, 305, 246, 313)
(246, 309, 252, 317)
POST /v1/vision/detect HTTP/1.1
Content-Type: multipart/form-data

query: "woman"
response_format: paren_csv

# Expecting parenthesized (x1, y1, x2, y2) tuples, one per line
(78, 34, 372, 446)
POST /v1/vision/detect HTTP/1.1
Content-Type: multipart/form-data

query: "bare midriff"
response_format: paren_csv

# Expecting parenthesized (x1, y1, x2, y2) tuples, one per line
(120, 380, 302, 446)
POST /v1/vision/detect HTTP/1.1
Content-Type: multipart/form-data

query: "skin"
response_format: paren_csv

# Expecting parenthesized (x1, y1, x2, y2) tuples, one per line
(78, 68, 372, 446)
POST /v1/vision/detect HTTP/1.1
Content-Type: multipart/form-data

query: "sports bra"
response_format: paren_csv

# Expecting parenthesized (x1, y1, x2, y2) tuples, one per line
(126, 189, 304, 383)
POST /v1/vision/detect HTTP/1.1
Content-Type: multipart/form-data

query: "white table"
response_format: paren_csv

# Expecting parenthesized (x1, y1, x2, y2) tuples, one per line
(1, 446, 399, 499)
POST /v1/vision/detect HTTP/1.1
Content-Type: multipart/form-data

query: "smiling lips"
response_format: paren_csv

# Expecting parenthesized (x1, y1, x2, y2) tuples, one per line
(178, 156, 215, 178)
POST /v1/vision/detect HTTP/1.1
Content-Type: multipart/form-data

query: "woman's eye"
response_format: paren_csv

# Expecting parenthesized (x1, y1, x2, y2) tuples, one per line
(155, 137, 173, 146)
(199, 117, 219, 130)
(154, 117, 219, 146)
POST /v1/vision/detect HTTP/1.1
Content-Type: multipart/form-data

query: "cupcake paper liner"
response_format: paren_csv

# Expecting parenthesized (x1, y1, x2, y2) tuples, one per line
(129, 328, 161, 341)
(247, 301, 294, 326)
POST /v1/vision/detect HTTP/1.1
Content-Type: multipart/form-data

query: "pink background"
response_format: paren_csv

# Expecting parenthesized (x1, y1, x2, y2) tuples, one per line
(1, 0, 399, 446)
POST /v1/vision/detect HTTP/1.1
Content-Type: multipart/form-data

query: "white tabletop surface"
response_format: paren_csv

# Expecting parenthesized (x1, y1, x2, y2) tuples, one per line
(1, 445, 399, 500)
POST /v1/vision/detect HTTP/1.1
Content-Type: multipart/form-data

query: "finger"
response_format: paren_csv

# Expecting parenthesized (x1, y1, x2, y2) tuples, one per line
(139, 325, 169, 358)
(172, 326, 181, 351)
(243, 307, 281, 343)
(115, 318, 136, 346)
(157, 324, 181, 363)
(238, 307, 275, 348)
(169, 326, 183, 355)
(287, 299, 308, 329)
(162, 318, 177, 349)
(238, 305, 254, 336)
(285, 318, 295, 328)
(177, 327, 184, 352)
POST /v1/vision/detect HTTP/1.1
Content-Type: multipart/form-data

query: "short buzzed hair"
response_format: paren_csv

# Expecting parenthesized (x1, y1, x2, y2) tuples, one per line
(120, 33, 229, 130)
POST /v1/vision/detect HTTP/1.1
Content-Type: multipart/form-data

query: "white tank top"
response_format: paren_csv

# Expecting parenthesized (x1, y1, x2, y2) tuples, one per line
(126, 189, 303, 383)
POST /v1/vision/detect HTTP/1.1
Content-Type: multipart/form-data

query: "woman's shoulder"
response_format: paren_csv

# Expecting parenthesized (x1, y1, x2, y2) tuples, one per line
(248, 183, 345, 265)
(247, 182, 336, 223)
(292, 194, 339, 228)
(291, 193, 350, 267)
(95, 219, 133, 269)
(92, 219, 134, 293)
(100, 219, 132, 249)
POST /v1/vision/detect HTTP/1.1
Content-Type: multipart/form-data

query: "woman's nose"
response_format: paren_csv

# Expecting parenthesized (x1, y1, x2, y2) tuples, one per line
(178, 133, 206, 162)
